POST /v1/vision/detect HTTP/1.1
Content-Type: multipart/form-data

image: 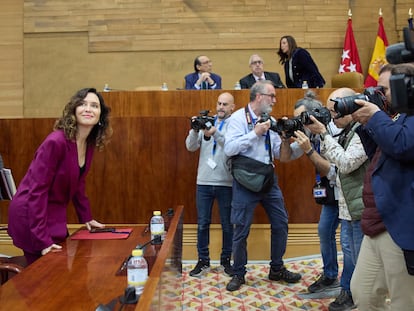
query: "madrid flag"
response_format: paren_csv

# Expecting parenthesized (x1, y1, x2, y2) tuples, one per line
(364, 15, 389, 87)
(339, 18, 362, 73)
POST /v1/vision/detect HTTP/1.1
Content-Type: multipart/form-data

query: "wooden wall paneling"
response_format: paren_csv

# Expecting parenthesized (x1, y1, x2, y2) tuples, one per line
(24, 0, 348, 52)
(395, 1, 414, 41)
(1, 90, 331, 226)
(0, 0, 23, 118)
(0, 0, 409, 119)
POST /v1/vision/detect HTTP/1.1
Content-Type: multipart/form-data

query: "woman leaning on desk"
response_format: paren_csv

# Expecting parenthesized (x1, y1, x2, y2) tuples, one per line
(277, 35, 325, 88)
(7, 88, 112, 265)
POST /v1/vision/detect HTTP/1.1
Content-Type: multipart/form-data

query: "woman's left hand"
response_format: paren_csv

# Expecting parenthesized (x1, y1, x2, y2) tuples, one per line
(85, 219, 105, 231)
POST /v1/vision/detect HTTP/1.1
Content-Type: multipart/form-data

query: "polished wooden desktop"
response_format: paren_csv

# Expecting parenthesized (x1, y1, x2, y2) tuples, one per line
(0, 206, 183, 310)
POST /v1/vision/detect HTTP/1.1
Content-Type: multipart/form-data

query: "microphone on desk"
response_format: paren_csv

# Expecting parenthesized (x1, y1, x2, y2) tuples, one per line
(95, 286, 139, 310)
(119, 286, 139, 304)
(136, 235, 162, 249)
(95, 298, 118, 311)
(117, 235, 162, 276)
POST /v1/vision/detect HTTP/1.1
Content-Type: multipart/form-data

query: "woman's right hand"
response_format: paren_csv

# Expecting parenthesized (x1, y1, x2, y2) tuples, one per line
(41, 243, 62, 256)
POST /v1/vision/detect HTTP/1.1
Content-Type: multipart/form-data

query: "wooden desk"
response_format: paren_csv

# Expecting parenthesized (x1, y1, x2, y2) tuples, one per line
(0, 206, 183, 311)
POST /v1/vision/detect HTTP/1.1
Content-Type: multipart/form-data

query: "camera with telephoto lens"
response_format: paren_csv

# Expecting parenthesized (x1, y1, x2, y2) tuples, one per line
(386, 27, 414, 115)
(191, 110, 215, 131)
(267, 106, 331, 138)
(330, 86, 387, 118)
(257, 112, 279, 131)
(274, 116, 304, 138)
(299, 106, 332, 126)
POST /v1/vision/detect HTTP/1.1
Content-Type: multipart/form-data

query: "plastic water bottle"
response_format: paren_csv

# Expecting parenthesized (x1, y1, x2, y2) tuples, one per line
(150, 211, 164, 244)
(103, 83, 110, 92)
(161, 82, 168, 91)
(301, 81, 309, 89)
(234, 81, 241, 90)
(127, 249, 148, 296)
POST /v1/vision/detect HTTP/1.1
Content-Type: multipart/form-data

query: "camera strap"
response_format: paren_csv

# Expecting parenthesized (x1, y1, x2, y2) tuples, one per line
(311, 138, 322, 184)
(244, 105, 272, 162)
(212, 116, 226, 156)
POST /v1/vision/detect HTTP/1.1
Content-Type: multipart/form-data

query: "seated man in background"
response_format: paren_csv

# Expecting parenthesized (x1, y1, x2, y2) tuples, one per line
(185, 55, 222, 90)
(239, 54, 285, 89)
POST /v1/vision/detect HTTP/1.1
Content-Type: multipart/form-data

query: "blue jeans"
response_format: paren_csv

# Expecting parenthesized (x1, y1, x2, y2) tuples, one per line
(196, 185, 233, 261)
(231, 175, 288, 277)
(318, 203, 340, 279)
(340, 219, 363, 292)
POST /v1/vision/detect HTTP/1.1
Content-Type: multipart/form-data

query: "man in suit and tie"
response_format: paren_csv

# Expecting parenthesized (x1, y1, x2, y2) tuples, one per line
(239, 54, 285, 89)
(185, 55, 222, 90)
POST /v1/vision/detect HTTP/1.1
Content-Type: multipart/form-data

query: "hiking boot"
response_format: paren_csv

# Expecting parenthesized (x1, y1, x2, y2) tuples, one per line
(220, 257, 234, 276)
(189, 259, 210, 277)
(269, 266, 302, 283)
(308, 273, 340, 293)
(329, 289, 356, 311)
(226, 274, 245, 291)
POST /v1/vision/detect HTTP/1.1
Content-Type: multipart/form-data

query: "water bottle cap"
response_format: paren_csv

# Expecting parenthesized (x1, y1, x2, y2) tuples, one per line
(132, 249, 143, 257)
(153, 211, 161, 216)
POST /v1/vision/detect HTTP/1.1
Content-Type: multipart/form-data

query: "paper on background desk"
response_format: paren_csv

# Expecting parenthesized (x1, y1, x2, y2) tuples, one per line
(70, 228, 133, 240)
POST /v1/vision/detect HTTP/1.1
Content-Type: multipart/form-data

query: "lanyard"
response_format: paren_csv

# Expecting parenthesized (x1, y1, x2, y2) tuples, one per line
(312, 139, 322, 183)
(212, 116, 225, 156)
(244, 105, 272, 162)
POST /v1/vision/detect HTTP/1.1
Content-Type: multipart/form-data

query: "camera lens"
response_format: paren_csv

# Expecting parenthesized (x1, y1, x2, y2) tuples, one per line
(275, 117, 303, 138)
(332, 94, 366, 118)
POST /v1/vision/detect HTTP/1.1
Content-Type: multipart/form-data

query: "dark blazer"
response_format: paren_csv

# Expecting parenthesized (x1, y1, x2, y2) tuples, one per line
(8, 130, 95, 253)
(184, 72, 222, 90)
(284, 48, 325, 88)
(239, 72, 285, 89)
(358, 112, 414, 250)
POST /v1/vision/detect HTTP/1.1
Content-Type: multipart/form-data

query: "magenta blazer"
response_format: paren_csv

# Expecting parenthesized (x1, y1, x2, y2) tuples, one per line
(8, 130, 95, 253)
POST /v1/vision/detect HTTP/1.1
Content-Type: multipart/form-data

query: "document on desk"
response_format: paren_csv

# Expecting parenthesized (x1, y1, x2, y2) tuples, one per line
(71, 228, 133, 240)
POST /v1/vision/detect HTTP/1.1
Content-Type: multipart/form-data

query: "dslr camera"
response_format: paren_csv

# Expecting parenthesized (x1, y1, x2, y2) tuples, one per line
(386, 27, 414, 115)
(330, 86, 387, 118)
(259, 106, 331, 138)
(191, 110, 215, 131)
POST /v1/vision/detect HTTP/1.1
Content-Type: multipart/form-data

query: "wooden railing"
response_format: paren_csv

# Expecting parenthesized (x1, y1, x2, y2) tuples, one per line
(0, 89, 342, 225)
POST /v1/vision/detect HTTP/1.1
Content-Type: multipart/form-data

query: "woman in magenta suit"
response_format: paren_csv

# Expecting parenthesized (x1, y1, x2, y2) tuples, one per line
(8, 88, 112, 265)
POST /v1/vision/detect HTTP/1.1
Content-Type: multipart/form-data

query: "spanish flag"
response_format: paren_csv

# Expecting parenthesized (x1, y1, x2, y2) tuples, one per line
(364, 13, 389, 87)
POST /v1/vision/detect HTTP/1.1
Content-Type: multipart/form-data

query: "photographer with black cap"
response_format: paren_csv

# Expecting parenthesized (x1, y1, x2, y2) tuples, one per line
(350, 63, 414, 310)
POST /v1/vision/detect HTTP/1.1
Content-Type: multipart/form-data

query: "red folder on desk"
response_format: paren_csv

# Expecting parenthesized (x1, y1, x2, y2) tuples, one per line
(71, 228, 133, 240)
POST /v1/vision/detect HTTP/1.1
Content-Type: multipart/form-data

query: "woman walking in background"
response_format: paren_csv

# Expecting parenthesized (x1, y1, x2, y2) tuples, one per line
(277, 35, 325, 88)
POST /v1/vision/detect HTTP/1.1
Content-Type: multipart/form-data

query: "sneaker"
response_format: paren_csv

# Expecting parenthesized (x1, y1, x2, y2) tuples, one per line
(329, 289, 356, 311)
(189, 259, 210, 277)
(308, 273, 340, 293)
(220, 257, 234, 276)
(269, 266, 302, 283)
(226, 275, 245, 291)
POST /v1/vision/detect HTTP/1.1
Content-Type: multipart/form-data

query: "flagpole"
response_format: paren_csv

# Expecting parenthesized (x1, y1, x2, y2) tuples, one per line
(409, 8, 412, 19)
(348, 9, 352, 19)
(379, 8, 382, 17)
